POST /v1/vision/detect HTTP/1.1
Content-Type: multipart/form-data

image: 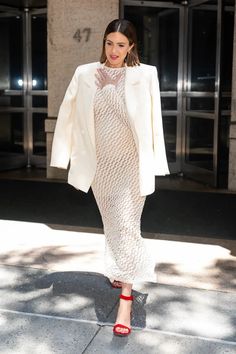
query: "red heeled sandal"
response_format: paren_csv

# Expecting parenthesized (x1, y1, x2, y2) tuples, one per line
(113, 294, 133, 337)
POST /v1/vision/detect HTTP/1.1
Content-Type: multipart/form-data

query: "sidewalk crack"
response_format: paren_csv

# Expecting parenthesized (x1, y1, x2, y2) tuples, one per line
(82, 299, 118, 353)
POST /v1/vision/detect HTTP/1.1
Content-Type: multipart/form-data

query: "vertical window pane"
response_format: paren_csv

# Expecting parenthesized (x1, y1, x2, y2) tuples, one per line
(185, 117, 214, 170)
(163, 116, 177, 163)
(0, 16, 23, 90)
(32, 96, 47, 107)
(31, 14, 47, 90)
(33, 113, 47, 155)
(221, 8, 234, 92)
(190, 9, 217, 91)
(0, 112, 24, 154)
(158, 9, 179, 91)
(218, 115, 230, 187)
(124, 6, 179, 91)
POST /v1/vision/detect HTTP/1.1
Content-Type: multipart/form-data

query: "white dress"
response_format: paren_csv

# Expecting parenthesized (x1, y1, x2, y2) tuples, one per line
(91, 65, 155, 284)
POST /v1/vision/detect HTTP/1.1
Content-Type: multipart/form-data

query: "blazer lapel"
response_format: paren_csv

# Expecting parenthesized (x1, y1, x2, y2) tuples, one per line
(82, 63, 102, 149)
(125, 65, 141, 120)
(83, 62, 101, 90)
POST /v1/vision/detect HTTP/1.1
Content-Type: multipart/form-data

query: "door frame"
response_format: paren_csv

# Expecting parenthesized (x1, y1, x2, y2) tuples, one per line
(181, 0, 222, 186)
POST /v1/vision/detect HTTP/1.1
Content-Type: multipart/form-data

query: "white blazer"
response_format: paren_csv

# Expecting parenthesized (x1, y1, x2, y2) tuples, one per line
(50, 62, 169, 196)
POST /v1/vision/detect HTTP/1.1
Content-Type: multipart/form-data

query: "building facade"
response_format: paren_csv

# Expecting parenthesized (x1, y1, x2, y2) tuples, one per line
(0, 0, 236, 191)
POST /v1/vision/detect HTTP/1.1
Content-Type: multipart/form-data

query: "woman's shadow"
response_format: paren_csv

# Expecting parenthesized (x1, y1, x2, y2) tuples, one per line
(35, 271, 148, 328)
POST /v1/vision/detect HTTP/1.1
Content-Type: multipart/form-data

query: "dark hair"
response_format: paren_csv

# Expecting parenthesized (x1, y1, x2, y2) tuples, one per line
(100, 19, 140, 66)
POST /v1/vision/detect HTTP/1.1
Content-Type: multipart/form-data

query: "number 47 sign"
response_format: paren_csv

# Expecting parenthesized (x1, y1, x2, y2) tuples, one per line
(73, 28, 91, 42)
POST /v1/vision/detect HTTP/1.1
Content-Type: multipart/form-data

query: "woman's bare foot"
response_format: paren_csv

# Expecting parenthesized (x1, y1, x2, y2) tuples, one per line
(113, 283, 133, 336)
(114, 297, 132, 335)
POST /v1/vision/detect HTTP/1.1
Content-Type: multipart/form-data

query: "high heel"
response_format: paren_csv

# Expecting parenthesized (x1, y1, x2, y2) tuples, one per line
(113, 294, 133, 337)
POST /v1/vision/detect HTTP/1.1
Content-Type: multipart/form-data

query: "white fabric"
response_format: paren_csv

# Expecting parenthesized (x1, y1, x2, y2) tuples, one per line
(91, 66, 155, 284)
(50, 62, 169, 197)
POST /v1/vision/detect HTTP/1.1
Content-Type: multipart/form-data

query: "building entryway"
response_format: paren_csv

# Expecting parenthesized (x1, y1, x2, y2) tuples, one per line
(0, 0, 235, 189)
(122, 0, 235, 187)
(0, 2, 47, 170)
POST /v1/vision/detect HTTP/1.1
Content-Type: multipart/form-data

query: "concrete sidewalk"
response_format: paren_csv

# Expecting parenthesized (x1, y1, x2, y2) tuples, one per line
(0, 219, 236, 353)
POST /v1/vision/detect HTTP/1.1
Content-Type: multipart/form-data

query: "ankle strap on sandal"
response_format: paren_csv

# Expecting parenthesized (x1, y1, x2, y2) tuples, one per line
(120, 294, 133, 301)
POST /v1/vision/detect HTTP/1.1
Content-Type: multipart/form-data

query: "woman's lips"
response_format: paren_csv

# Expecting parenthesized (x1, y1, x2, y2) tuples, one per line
(110, 55, 119, 60)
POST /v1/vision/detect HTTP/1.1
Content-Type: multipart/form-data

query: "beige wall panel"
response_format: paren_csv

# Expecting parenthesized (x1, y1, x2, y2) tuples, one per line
(47, 0, 118, 179)
(48, 0, 119, 117)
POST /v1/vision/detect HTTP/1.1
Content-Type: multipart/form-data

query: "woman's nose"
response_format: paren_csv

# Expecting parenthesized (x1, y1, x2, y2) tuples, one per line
(111, 46, 117, 54)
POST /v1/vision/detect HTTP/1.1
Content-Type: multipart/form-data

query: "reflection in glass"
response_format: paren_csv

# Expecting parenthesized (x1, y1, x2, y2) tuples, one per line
(125, 6, 179, 91)
(0, 112, 24, 153)
(188, 97, 214, 112)
(33, 113, 47, 155)
(190, 8, 217, 91)
(0, 16, 23, 90)
(31, 15, 47, 90)
(162, 116, 177, 163)
(186, 117, 214, 171)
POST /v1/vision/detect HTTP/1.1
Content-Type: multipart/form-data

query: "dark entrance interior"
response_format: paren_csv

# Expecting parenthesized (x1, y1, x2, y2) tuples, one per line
(122, 0, 235, 187)
(0, 0, 47, 170)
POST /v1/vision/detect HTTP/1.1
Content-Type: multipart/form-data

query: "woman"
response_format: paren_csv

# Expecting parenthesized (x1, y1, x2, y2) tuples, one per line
(50, 19, 169, 337)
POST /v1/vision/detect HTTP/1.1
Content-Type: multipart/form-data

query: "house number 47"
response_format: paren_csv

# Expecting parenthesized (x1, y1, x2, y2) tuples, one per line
(73, 28, 91, 42)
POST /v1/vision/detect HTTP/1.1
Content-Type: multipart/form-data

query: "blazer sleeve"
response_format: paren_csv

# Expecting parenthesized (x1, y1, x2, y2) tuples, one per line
(50, 67, 79, 169)
(150, 66, 170, 175)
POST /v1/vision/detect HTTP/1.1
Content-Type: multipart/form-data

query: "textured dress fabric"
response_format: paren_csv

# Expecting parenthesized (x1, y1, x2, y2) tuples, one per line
(91, 66, 155, 284)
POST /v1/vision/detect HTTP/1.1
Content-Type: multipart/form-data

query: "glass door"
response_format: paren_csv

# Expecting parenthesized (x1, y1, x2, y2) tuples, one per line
(28, 9, 47, 167)
(0, 6, 47, 171)
(122, 0, 234, 187)
(0, 8, 25, 169)
(182, 0, 234, 187)
(182, 0, 220, 186)
(122, 1, 184, 173)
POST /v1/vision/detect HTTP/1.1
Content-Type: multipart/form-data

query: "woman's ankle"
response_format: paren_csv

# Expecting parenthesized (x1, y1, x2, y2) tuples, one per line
(121, 282, 133, 296)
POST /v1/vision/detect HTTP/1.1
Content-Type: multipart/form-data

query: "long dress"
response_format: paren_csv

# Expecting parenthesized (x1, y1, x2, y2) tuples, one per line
(91, 65, 155, 284)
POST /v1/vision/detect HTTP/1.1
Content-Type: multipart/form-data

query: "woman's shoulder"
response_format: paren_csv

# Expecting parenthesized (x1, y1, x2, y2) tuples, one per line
(130, 63, 158, 75)
(74, 62, 100, 75)
(139, 63, 156, 69)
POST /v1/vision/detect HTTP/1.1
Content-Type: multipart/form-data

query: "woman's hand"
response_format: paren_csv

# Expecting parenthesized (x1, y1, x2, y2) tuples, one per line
(95, 68, 122, 89)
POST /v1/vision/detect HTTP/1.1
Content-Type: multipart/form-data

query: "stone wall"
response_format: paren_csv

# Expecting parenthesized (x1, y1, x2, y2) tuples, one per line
(228, 7, 236, 190)
(46, 0, 119, 179)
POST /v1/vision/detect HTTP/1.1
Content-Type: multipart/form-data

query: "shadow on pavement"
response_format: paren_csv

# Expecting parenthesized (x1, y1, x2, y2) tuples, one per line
(35, 271, 148, 327)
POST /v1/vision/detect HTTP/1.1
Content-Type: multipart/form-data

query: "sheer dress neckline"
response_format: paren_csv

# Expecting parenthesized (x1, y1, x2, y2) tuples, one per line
(102, 63, 126, 71)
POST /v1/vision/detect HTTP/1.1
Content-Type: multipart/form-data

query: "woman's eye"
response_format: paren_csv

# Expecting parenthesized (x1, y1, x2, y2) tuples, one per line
(119, 44, 124, 48)
(106, 42, 112, 46)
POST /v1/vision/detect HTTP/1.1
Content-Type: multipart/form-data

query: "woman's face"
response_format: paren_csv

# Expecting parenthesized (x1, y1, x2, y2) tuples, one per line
(105, 32, 134, 68)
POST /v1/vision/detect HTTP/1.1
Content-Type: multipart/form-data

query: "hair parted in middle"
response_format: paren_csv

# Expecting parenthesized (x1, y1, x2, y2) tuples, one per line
(100, 19, 140, 67)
